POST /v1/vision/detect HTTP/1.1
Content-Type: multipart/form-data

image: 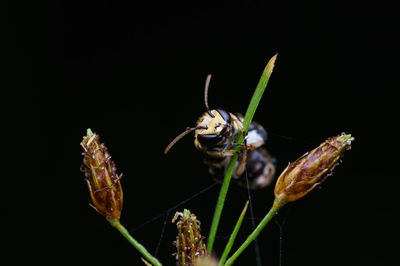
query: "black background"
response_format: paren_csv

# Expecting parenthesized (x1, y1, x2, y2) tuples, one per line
(5, 0, 398, 265)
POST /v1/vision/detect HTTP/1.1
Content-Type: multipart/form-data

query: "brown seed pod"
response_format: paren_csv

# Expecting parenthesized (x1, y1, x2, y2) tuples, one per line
(274, 133, 354, 204)
(81, 129, 123, 220)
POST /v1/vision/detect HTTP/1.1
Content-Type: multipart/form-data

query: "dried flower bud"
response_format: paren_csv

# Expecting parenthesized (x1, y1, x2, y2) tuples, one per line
(173, 209, 208, 266)
(81, 129, 123, 220)
(274, 133, 354, 204)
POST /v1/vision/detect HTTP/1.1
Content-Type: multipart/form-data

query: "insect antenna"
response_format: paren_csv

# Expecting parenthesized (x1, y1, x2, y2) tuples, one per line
(204, 74, 214, 118)
(164, 126, 207, 154)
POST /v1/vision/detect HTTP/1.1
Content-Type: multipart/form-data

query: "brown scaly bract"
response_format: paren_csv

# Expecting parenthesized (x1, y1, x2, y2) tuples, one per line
(274, 133, 354, 204)
(173, 209, 208, 266)
(81, 129, 123, 220)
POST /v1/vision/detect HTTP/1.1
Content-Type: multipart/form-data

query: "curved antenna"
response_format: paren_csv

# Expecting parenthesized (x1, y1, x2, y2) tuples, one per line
(164, 126, 207, 154)
(204, 74, 214, 117)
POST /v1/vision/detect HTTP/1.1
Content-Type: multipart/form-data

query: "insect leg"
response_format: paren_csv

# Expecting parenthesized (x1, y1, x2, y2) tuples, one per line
(233, 137, 252, 178)
(234, 147, 247, 178)
(231, 143, 257, 150)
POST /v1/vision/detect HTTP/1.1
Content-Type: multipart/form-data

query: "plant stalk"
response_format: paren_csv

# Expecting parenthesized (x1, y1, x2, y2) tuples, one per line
(108, 218, 162, 266)
(207, 151, 241, 253)
(207, 54, 277, 253)
(219, 201, 249, 265)
(224, 196, 286, 266)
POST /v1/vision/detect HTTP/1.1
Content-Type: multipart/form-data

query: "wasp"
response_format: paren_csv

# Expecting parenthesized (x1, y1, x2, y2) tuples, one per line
(164, 74, 275, 189)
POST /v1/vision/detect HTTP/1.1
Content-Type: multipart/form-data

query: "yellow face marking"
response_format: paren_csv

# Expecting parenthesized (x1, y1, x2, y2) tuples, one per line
(195, 110, 227, 136)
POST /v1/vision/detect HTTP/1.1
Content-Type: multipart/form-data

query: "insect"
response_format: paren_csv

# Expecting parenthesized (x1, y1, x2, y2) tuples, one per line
(164, 74, 275, 189)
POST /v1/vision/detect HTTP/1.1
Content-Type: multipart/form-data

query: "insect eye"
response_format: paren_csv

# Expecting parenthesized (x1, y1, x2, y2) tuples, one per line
(216, 108, 231, 124)
(197, 134, 223, 147)
(220, 124, 230, 136)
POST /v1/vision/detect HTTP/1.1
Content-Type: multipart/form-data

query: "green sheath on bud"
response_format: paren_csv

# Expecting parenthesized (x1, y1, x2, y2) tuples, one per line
(173, 209, 208, 266)
(274, 133, 354, 204)
(81, 129, 123, 220)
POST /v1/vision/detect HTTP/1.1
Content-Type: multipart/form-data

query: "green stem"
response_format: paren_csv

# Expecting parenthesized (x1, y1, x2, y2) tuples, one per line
(206, 54, 278, 253)
(242, 54, 277, 130)
(108, 218, 162, 266)
(219, 201, 249, 265)
(207, 152, 240, 253)
(224, 196, 286, 266)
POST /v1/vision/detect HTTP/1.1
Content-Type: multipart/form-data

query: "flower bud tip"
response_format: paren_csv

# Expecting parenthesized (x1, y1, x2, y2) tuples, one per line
(86, 128, 94, 137)
(183, 209, 191, 219)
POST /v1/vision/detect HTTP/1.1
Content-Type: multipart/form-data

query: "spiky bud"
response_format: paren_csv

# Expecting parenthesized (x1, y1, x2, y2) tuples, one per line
(173, 209, 208, 266)
(81, 129, 123, 220)
(274, 133, 354, 205)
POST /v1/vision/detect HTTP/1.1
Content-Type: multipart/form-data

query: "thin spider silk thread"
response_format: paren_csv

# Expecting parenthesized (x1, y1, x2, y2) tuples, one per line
(274, 207, 290, 266)
(244, 158, 263, 266)
(130, 183, 217, 234)
(154, 211, 170, 257)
